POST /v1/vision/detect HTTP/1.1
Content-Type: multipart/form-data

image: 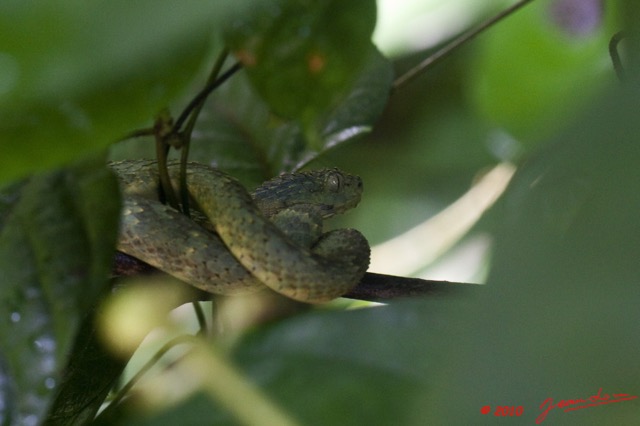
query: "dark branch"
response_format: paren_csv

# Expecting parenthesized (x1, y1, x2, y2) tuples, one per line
(112, 252, 479, 303)
(345, 272, 477, 302)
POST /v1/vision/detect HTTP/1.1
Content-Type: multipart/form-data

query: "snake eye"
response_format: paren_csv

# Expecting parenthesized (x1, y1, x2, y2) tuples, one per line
(325, 170, 343, 193)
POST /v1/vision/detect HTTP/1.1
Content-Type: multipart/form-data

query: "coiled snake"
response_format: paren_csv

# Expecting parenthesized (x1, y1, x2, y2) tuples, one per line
(111, 160, 370, 303)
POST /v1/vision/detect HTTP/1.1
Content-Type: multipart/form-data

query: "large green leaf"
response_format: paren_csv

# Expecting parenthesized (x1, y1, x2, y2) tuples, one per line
(192, 47, 392, 185)
(223, 0, 378, 146)
(0, 157, 120, 425)
(97, 297, 480, 425)
(111, 47, 393, 188)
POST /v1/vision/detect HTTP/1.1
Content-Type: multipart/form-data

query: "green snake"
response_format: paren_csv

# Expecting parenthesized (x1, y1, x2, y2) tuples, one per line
(111, 160, 370, 303)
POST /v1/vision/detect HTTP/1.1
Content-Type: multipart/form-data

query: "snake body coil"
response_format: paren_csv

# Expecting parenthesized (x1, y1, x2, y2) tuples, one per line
(112, 160, 370, 303)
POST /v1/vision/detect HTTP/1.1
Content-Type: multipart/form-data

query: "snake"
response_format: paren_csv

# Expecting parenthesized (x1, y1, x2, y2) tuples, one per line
(110, 160, 370, 303)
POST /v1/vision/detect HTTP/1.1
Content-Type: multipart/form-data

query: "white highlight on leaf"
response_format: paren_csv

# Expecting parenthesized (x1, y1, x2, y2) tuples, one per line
(370, 162, 516, 276)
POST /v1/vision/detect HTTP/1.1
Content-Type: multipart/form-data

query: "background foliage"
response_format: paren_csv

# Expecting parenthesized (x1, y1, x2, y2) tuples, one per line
(1, 0, 639, 425)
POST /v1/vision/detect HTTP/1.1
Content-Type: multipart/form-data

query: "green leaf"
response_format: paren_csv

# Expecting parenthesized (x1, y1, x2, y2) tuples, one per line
(112, 47, 392, 188)
(192, 47, 392, 184)
(0, 1, 245, 185)
(223, 0, 378, 145)
(229, 302, 437, 425)
(100, 298, 470, 425)
(0, 157, 120, 425)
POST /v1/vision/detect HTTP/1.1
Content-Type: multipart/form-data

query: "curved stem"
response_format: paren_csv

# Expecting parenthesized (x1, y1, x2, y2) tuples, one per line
(609, 31, 627, 82)
(192, 301, 208, 335)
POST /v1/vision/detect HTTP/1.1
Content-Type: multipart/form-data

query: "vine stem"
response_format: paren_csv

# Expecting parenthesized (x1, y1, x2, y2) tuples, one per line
(178, 49, 232, 218)
(172, 61, 242, 133)
(392, 0, 537, 92)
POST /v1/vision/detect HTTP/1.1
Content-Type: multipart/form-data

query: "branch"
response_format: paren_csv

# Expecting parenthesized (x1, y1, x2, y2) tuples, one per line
(345, 272, 477, 302)
(112, 252, 479, 303)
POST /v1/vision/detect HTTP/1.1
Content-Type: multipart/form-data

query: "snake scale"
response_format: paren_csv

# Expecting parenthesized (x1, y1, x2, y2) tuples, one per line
(111, 160, 370, 303)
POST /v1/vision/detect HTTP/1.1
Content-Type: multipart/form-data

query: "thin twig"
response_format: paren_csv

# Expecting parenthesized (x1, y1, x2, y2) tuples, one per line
(392, 0, 536, 92)
(117, 127, 155, 142)
(609, 31, 627, 82)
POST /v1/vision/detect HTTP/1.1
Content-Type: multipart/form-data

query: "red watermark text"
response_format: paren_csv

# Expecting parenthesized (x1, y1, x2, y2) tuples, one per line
(536, 388, 637, 424)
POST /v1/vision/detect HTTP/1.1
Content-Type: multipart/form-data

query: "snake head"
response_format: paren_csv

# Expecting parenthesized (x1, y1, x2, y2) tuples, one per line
(252, 168, 363, 219)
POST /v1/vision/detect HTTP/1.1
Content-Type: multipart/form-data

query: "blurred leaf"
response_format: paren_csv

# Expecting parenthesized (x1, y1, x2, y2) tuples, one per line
(101, 392, 221, 426)
(0, 1, 242, 184)
(44, 310, 128, 425)
(223, 0, 378, 146)
(0, 157, 120, 425)
(419, 81, 640, 424)
(104, 297, 480, 425)
(230, 303, 435, 425)
(373, 0, 500, 57)
(468, 0, 620, 142)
